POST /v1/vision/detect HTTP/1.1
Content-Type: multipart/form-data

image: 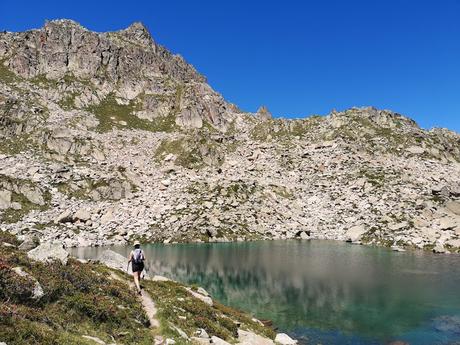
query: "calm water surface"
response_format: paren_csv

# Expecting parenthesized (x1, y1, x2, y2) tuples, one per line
(70, 240, 460, 345)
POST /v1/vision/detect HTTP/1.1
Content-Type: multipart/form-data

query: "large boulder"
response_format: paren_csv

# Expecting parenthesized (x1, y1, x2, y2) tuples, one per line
(27, 243, 69, 265)
(211, 336, 232, 345)
(18, 236, 39, 251)
(185, 287, 213, 306)
(11, 267, 44, 299)
(54, 209, 73, 223)
(98, 249, 150, 278)
(0, 190, 12, 209)
(446, 201, 460, 216)
(344, 225, 367, 242)
(19, 184, 45, 205)
(73, 208, 91, 222)
(237, 329, 274, 345)
(274, 333, 297, 345)
(406, 146, 425, 155)
(98, 249, 131, 274)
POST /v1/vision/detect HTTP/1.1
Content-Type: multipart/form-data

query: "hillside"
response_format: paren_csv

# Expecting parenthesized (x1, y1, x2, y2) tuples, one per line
(0, 231, 277, 345)
(0, 20, 459, 252)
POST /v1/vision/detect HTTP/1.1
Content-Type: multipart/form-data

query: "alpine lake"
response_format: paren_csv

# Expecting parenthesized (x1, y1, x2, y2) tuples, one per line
(70, 240, 460, 345)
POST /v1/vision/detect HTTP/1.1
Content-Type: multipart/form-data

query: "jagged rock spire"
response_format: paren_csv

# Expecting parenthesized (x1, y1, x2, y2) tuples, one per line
(257, 106, 272, 120)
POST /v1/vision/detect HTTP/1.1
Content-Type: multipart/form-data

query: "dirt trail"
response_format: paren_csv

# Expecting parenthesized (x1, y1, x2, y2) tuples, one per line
(110, 272, 159, 328)
(138, 286, 160, 328)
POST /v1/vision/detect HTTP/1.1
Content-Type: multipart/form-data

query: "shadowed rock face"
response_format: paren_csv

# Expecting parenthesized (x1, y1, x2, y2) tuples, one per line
(0, 20, 460, 251)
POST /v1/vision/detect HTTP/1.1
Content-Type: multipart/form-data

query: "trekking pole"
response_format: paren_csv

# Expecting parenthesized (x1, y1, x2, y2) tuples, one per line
(126, 262, 130, 273)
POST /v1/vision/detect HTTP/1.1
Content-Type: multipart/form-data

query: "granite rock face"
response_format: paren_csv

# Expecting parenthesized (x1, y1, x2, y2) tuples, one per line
(1, 20, 460, 253)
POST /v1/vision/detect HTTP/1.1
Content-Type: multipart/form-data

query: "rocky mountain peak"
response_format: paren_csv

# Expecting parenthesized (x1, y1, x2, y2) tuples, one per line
(121, 21, 154, 46)
(257, 106, 272, 120)
(329, 106, 419, 130)
(0, 20, 237, 129)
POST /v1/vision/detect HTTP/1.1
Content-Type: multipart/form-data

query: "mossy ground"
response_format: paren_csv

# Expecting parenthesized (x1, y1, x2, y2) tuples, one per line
(87, 94, 178, 133)
(154, 133, 225, 169)
(0, 135, 34, 155)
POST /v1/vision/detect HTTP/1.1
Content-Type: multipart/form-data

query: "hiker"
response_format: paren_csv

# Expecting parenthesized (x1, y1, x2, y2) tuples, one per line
(128, 240, 145, 295)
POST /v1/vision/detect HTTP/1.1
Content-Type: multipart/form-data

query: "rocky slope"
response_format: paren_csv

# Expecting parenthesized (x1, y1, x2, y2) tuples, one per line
(0, 20, 459, 253)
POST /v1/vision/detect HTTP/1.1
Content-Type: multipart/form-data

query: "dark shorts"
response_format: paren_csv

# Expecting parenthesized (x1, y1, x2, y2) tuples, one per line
(132, 262, 144, 273)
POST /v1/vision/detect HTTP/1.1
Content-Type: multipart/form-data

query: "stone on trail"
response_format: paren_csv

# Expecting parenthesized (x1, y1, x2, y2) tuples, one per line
(19, 185, 45, 205)
(274, 333, 297, 345)
(27, 243, 69, 265)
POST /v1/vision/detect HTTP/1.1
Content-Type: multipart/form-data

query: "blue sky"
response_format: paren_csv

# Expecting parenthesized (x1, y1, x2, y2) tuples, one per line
(1, 0, 459, 132)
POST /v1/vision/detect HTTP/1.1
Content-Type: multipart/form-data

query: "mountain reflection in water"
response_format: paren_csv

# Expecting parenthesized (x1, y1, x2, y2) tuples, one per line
(70, 240, 460, 345)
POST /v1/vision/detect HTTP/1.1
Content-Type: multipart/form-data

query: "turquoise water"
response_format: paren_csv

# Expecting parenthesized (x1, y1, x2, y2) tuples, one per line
(70, 240, 460, 345)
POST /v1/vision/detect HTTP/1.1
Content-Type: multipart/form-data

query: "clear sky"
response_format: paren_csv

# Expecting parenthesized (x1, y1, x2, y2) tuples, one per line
(1, 0, 459, 132)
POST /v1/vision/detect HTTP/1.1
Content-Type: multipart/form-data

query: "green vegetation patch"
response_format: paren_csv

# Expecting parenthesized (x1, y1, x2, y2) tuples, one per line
(155, 134, 225, 169)
(30, 73, 93, 90)
(0, 60, 21, 85)
(57, 92, 79, 110)
(144, 280, 275, 342)
(0, 135, 34, 155)
(358, 168, 386, 187)
(87, 94, 178, 133)
(269, 184, 294, 199)
(0, 237, 155, 345)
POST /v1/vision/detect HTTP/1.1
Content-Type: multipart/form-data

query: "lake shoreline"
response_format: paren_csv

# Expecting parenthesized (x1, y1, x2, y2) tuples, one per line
(68, 239, 460, 345)
(62, 236, 460, 256)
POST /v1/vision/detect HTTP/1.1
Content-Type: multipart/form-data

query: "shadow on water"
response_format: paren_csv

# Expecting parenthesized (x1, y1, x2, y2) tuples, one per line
(70, 240, 460, 345)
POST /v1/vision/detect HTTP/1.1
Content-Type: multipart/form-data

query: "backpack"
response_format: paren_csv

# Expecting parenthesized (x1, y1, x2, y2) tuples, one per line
(132, 248, 144, 264)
